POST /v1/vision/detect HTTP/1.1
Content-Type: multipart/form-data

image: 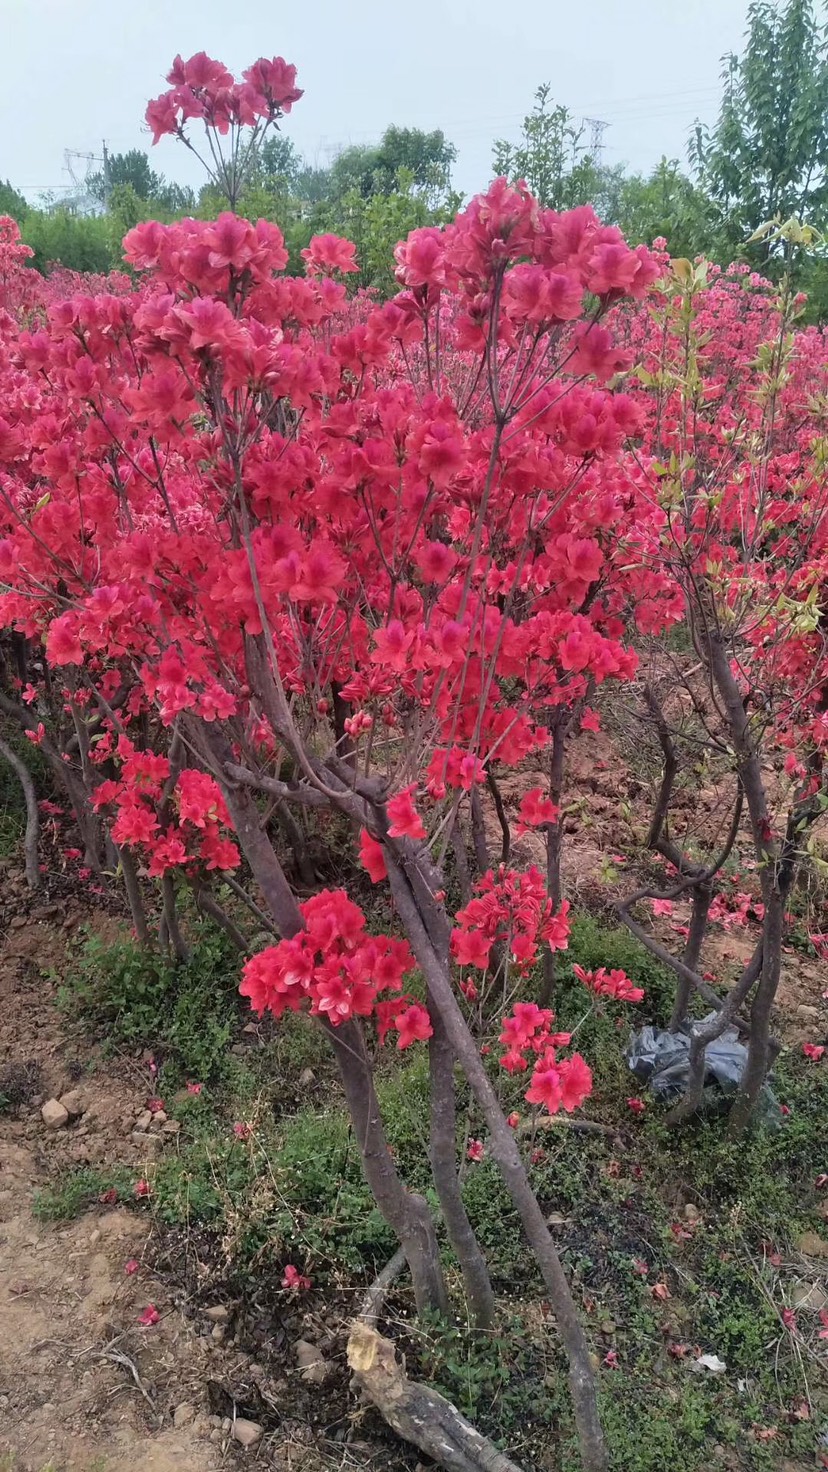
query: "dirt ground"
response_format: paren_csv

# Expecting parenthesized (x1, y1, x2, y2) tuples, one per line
(0, 880, 339, 1472)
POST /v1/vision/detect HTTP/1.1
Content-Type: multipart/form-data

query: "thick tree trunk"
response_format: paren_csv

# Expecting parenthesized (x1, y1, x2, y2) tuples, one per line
(348, 1321, 526, 1472)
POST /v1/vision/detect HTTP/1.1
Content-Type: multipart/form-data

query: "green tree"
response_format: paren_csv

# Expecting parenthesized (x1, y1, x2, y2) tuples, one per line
(692, 0, 828, 262)
(615, 158, 720, 260)
(371, 126, 456, 204)
(0, 179, 28, 221)
(258, 134, 304, 193)
(314, 174, 460, 292)
(20, 210, 116, 274)
(89, 149, 195, 217)
(306, 127, 457, 207)
(493, 85, 609, 211)
(88, 149, 159, 205)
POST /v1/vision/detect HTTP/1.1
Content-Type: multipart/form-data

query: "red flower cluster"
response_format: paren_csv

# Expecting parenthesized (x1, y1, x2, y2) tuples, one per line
(91, 743, 239, 877)
(497, 1000, 592, 1117)
(145, 52, 302, 145)
(573, 963, 644, 1003)
(451, 867, 570, 971)
(240, 889, 426, 1046)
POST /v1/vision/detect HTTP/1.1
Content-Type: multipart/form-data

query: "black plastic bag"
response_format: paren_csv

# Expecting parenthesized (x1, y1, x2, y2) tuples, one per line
(627, 1015, 781, 1124)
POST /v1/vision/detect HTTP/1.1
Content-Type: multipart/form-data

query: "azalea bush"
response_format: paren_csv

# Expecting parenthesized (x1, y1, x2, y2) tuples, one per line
(614, 251, 828, 1129)
(2, 48, 828, 1472)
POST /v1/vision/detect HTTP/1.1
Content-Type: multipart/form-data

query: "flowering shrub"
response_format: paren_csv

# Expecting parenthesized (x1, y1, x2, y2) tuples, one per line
(616, 254, 828, 1131)
(5, 47, 828, 1470)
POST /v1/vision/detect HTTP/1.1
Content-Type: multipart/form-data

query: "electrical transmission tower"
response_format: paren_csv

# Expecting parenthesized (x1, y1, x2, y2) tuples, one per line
(583, 117, 608, 164)
(62, 143, 110, 213)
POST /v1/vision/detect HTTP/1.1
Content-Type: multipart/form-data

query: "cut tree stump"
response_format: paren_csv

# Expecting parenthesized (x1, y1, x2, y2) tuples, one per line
(347, 1249, 527, 1472)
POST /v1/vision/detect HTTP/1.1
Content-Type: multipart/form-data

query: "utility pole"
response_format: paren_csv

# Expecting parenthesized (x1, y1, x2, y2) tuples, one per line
(102, 140, 111, 209)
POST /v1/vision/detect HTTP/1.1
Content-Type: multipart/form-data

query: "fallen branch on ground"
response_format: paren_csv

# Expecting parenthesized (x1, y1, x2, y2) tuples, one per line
(347, 1252, 527, 1472)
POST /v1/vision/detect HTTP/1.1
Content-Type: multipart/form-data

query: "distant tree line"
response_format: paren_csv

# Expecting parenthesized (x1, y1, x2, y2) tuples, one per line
(3, 0, 828, 311)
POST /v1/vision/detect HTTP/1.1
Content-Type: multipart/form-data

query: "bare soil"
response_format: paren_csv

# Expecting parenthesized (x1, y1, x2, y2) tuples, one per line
(0, 884, 336, 1472)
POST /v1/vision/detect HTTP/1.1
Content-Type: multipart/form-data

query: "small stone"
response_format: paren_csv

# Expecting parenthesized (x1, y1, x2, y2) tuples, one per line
(231, 1419, 263, 1449)
(242, 1022, 258, 1035)
(10, 915, 27, 930)
(41, 1099, 69, 1129)
(208, 1428, 223, 1445)
(131, 1130, 163, 1151)
(221, 1418, 232, 1433)
(295, 1339, 329, 1385)
(683, 1203, 700, 1222)
(208, 1415, 222, 1428)
(791, 1279, 828, 1312)
(88, 1229, 101, 1247)
(796, 1230, 828, 1257)
(151, 1110, 167, 1125)
(173, 1402, 196, 1429)
(161, 1119, 180, 1134)
(204, 1304, 231, 1323)
(298, 1068, 316, 1088)
(211, 1324, 226, 1343)
(796, 1004, 820, 1020)
(58, 1090, 84, 1120)
(134, 1110, 153, 1132)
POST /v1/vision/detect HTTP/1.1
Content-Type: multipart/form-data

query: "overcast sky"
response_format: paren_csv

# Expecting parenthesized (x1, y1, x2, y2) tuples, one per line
(5, 0, 751, 204)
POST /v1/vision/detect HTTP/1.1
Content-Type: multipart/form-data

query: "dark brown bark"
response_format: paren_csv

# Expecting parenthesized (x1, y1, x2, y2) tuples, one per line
(641, 683, 744, 1031)
(469, 788, 490, 877)
(331, 680, 356, 771)
(670, 882, 712, 1031)
(273, 800, 316, 889)
(197, 743, 448, 1315)
(451, 818, 473, 907)
(160, 874, 189, 962)
(706, 639, 791, 1134)
(196, 724, 304, 939)
(616, 894, 752, 1036)
(727, 897, 783, 1135)
(191, 880, 249, 951)
(485, 769, 510, 865)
